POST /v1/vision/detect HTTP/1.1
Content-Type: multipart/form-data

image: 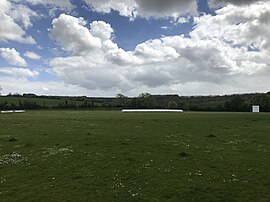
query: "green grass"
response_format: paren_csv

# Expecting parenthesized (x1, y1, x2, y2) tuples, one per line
(0, 111, 270, 201)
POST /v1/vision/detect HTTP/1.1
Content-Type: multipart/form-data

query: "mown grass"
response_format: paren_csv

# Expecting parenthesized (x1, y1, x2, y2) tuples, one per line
(0, 111, 270, 201)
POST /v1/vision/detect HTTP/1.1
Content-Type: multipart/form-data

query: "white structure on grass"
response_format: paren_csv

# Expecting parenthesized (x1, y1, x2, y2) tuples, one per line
(122, 109, 183, 113)
(1, 110, 25, 114)
(252, 105, 260, 113)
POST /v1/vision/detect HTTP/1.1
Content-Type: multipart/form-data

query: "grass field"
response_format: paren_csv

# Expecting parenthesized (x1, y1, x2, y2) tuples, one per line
(0, 111, 270, 201)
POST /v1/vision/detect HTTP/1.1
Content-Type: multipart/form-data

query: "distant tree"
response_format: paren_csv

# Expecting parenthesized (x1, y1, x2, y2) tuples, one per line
(43, 100, 46, 108)
(65, 100, 68, 107)
(23, 93, 37, 98)
(116, 94, 128, 108)
(19, 100, 23, 109)
(168, 101, 178, 109)
(116, 93, 127, 99)
(224, 101, 232, 111)
(250, 93, 270, 112)
(82, 100, 88, 108)
(137, 93, 156, 108)
(138, 93, 151, 98)
(22, 100, 40, 109)
(10, 103, 16, 109)
(230, 95, 244, 111)
(13, 93, 22, 97)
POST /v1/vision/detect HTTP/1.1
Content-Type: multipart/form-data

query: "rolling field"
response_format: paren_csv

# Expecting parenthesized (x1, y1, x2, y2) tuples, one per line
(0, 111, 270, 201)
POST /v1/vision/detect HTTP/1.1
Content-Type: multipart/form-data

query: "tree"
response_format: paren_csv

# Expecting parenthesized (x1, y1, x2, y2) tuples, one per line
(116, 94, 128, 108)
(65, 100, 69, 107)
(137, 93, 156, 108)
(231, 95, 244, 111)
(19, 100, 23, 109)
(168, 101, 178, 109)
(116, 93, 127, 99)
(224, 101, 232, 111)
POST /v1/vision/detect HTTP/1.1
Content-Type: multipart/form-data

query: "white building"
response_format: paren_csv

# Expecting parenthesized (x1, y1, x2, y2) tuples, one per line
(252, 105, 260, 113)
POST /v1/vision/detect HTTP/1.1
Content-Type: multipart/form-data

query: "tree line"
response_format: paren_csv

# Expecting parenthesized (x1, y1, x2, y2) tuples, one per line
(0, 92, 270, 112)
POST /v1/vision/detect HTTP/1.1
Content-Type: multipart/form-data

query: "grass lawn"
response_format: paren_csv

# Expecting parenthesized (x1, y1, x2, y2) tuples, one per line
(0, 110, 270, 201)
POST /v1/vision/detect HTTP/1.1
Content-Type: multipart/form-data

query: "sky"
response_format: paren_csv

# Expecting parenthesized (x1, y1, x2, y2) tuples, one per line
(0, 0, 270, 97)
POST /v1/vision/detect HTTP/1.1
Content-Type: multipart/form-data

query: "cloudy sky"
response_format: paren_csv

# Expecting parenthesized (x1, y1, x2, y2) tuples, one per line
(0, 0, 269, 96)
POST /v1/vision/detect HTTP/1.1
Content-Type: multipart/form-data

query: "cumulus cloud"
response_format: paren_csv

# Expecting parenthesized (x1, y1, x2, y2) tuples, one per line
(0, 48, 27, 67)
(84, 0, 197, 19)
(210, 0, 268, 7)
(134, 39, 180, 62)
(0, 0, 36, 44)
(49, 14, 101, 55)
(0, 67, 39, 78)
(24, 51, 41, 60)
(2, 0, 268, 96)
(48, 11, 270, 95)
(90, 21, 114, 40)
(0, 0, 74, 44)
(192, 1, 270, 50)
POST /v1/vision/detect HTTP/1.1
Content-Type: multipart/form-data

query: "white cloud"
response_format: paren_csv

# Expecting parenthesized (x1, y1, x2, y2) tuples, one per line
(49, 14, 101, 55)
(0, 48, 27, 67)
(23, 0, 74, 11)
(161, 26, 169, 30)
(2, 71, 270, 96)
(0, 76, 102, 96)
(0, 67, 39, 78)
(0, 0, 75, 44)
(41, 86, 49, 91)
(47, 12, 270, 93)
(134, 0, 197, 18)
(2, 1, 268, 96)
(134, 39, 179, 62)
(84, 0, 197, 19)
(9, 3, 39, 29)
(48, 12, 270, 95)
(209, 0, 268, 7)
(84, 0, 136, 17)
(0, 0, 36, 44)
(24, 51, 41, 60)
(90, 21, 114, 40)
(173, 16, 190, 25)
(192, 2, 270, 50)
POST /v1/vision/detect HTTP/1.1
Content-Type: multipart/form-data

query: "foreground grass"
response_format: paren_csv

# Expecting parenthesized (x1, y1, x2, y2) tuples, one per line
(0, 111, 270, 201)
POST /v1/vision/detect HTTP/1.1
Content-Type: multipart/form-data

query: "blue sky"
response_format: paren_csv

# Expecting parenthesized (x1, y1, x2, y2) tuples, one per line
(0, 0, 269, 96)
